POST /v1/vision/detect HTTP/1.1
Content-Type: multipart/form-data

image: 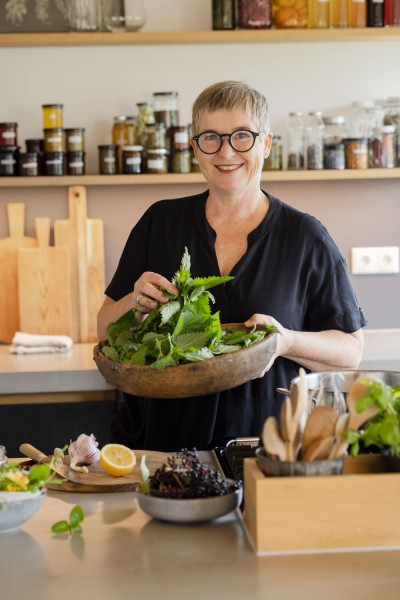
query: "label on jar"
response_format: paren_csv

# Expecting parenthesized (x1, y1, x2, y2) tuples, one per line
(1, 131, 16, 139)
(126, 157, 141, 165)
(174, 132, 189, 144)
(46, 159, 63, 165)
(47, 136, 62, 143)
(49, 113, 58, 120)
(68, 161, 84, 168)
(68, 135, 82, 143)
(352, 148, 368, 154)
(0, 158, 16, 165)
(22, 162, 38, 168)
(147, 158, 165, 169)
(103, 157, 116, 163)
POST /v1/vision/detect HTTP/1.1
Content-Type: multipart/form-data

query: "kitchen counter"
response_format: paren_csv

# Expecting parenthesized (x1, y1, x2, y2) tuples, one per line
(2, 489, 400, 600)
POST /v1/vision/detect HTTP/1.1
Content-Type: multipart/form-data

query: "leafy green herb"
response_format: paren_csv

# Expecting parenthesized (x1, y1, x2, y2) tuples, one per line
(344, 379, 400, 457)
(51, 505, 84, 534)
(139, 455, 150, 494)
(0, 450, 67, 492)
(102, 247, 279, 369)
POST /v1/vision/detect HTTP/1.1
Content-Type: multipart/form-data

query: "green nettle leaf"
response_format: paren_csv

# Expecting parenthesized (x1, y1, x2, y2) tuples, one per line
(51, 520, 70, 534)
(103, 248, 278, 370)
(51, 505, 84, 535)
(70, 505, 84, 526)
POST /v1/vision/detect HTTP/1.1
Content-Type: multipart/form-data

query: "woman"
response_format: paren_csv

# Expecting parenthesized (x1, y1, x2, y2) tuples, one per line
(97, 80, 366, 452)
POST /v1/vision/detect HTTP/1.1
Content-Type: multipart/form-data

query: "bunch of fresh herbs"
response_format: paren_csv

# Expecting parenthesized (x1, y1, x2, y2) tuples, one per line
(0, 460, 64, 493)
(345, 379, 400, 456)
(102, 247, 278, 370)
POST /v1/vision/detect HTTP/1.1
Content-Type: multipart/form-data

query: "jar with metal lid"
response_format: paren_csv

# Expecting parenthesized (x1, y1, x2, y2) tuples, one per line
(112, 116, 131, 147)
(238, 0, 272, 28)
(323, 115, 347, 145)
(0, 146, 19, 176)
(170, 125, 190, 151)
(143, 122, 166, 151)
(212, 0, 236, 29)
(305, 111, 325, 170)
(171, 149, 191, 173)
(0, 122, 18, 147)
(146, 149, 168, 174)
(65, 128, 85, 152)
(349, 0, 366, 26)
(67, 151, 85, 175)
(324, 141, 345, 169)
(308, 0, 330, 28)
(331, 0, 349, 27)
(26, 139, 44, 154)
(349, 100, 375, 139)
(381, 125, 396, 168)
(263, 135, 283, 170)
(287, 112, 305, 170)
(42, 104, 63, 129)
(44, 151, 65, 176)
(344, 138, 369, 169)
(19, 152, 40, 176)
(98, 144, 118, 175)
(122, 145, 143, 174)
(136, 102, 155, 146)
(272, 0, 307, 27)
(44, 128, 65, 153)
(0, 445, 7, 467)
(152, 92, 179, 130)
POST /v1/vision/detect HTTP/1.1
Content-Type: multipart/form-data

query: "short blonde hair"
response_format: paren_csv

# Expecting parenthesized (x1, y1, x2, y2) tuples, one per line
(191, 80, 270, 135)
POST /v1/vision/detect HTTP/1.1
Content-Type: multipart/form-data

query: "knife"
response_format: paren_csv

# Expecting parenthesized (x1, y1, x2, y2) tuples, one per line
(19, 443, 83, 484)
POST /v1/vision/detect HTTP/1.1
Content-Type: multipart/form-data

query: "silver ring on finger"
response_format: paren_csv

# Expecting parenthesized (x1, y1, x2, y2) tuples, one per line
(136, 294, 144, 307)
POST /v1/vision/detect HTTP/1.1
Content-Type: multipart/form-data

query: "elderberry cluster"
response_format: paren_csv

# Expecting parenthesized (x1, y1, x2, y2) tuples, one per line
(149, 448, 239, 499)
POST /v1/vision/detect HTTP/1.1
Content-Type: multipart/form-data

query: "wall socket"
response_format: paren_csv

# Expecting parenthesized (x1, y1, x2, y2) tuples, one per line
(351, 246, 400, 275)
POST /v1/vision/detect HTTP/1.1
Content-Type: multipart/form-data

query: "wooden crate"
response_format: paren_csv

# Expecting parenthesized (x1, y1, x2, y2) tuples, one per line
(243, 454, 400, 555)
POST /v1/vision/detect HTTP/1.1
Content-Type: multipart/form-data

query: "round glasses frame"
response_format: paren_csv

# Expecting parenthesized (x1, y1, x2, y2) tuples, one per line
(192, 129, 265, 155)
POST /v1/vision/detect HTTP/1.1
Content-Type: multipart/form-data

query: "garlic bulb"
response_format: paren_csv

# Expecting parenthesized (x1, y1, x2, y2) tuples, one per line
(68, 433, 100, 473)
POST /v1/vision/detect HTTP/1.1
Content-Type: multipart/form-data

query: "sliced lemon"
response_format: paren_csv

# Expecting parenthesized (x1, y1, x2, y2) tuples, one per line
(99, 444, 136, 477)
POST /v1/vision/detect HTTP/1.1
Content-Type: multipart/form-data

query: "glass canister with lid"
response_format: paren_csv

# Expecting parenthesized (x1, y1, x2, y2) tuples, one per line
(0, 146, 19, 176)
(98, 144, 119, 175)
(65, 128, 85, 152)
(122, 145, 143, 174)
(305, 111, 325, 170)
(44, 128, 65, 153)
(287, 111, 305, 170)
(152, 92, 179, 130)
(272, 0, 308, 27)
(384, 97, 400, 165)
(19, 152, 40, 176)
(212, 0, 237, 29)
(344, 138, 369, 169)
(349, 100, 375, 139)
(0, 122, 18, 147)
(323, 115, 346, 169)
(144, 122, 167, 151)
(146, 148, 169, 174)
(237, 0, 272, 28)
(263, 135, 283, 170)
(42, 104, 63, 129)
(136, 102, 155, 147)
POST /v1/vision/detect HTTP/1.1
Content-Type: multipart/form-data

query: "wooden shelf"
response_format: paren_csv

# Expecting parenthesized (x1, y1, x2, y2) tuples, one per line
(1, 28, 400, 48)
(1, 169, 400, 187)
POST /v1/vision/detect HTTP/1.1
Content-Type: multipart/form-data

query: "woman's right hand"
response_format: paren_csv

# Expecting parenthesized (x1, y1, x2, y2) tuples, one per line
(132, 271, 179, 316)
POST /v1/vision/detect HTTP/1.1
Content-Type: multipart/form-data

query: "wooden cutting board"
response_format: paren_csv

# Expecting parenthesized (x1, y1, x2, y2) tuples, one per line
(0, 203, 38, 343)
(54, 186, 105, 343)
(17, 217, 72, 336)
(21, 450, 168, 493)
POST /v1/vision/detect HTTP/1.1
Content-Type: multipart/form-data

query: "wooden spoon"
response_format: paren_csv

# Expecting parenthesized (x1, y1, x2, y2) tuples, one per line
(302, 405, 338, 457)
(262, 416, 287, 462)
(328, 412, 350, 459)
(279, 396, 296, 461)
(303, 436, 335, 461)
(347, 375, 381, 431)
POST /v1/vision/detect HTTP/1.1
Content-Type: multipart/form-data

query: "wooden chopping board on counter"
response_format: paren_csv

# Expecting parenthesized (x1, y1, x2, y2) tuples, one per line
(0, 203, 38, 343)
(21, 450, 168, 493)
(17, 217, 72, 336)
(54, 186, 105, 343)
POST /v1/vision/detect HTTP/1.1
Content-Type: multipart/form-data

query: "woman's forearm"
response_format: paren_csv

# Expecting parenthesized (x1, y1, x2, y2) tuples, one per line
(97, 293, 137, 341)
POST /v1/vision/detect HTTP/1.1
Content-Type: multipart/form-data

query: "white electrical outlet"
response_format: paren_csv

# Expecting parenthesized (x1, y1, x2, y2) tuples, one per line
(351, 246, 400, 275)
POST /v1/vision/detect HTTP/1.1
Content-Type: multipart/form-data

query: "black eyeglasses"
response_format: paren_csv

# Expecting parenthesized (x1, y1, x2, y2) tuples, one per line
(192, 129, 265, 154)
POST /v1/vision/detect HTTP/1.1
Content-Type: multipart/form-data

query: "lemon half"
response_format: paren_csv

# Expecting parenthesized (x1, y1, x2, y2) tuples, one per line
(99, 444, 136, 477)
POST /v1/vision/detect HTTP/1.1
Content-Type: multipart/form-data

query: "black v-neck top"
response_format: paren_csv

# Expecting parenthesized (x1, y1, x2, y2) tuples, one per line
(105, 191, 366, 451)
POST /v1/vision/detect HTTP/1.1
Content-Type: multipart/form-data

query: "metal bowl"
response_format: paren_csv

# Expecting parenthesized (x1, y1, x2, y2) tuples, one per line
(93, 326, 277, 399)
(0, 491, 46, 533)
(256, 447, 344, 477)
(137, 481, 243, 523)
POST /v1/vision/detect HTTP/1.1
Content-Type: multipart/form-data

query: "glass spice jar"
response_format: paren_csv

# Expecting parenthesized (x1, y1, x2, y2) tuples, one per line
(287, 111, 305, 170)
(146, 148, 169, 174)
(190, 152, 202, 173)
(344, 138, 369, 169)
(170, 125, 190, 151)
(305, 111, 325, 170)
(272, 0, 308, 27)
(263, 135, 283, 170)
(381, 125, 396, 168)
(324, 141, 345, 169)
(44, 152, 65, 176)
(44, 128, 65, 153)
(42, 104, 63, 129)
(212, 0, 237, 29)
(136, 102, 156, 146)
(238, 0, 272, 28)
(171, 149, 191, 173)
(65, 128, 85, 152)
(152, 92, 179, 130)
(98, 144, 119, 175)
(67, 151, 85, 175)
(26, 139, 44, 153)
(0, 122, 18, 147)
(122, 145, 143, 174)
(143, 122, 167, 151)
(0, 146, 19, 176)
(19, 152, 40, 177)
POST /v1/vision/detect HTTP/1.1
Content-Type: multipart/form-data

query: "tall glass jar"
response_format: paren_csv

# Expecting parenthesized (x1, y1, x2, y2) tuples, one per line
(136, 102, 155, 146)
(212, 0, 236, 29)
(42, 104, 63, 129)
(308, 0, 330, 28)
(263, 135, 283, 171)
(366, 0, 385, 26)
(386, 0, 400, 25)
(348, 0, 366, 26)
(287, 111, 305, 170)
(305, 111, 325, 169)
(238, 0, 272, 28)
(273, 0, 308, 27)
(152, 92, 179, 130)
(383, 97, 400, 165)
(68, 0, 101, 31)
(349, 100, 375, 139)
(331, 0, 349, 26)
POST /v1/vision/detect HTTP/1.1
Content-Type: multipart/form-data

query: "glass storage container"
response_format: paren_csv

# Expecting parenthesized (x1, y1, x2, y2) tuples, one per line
(272, 0, 307, 27)
(349, 100, 375, 139)
(0, 146, 19, 176)
(42, 104, 63, 129)
(146, 149, 169, 174)
(0, 122, 18, 147)
(68, 0, 100, 31)
(212, 0, 237, 29)
(348, 0, 366, 27)
(323, 141, 345, 170)
(98, 144, 118, 175)
(170, 125, 190, 151)
(67, 151, 85, 175)
(65, 128, 85, 152)
(287, 111, 305, 170)
(308, 0, 330, 28)
(44, 128, 65, 153)
(344, 138, 369, 169)
(305, 111, 325, 170)
(263, 135, 283, 170)
(144, 122, 166, 151)
(44, 152, 65, 176)
(19, 152, 40, 177)
(136, 102, 155, 146)
(238, 0, 272, 28)
(152, 93, 179, 130)
(366, 0, 385, 26)
(171, 149, 191, 173)
(26, 139, 44, 154)
(386, 0, 400, 25)
(0, 445, 7, 467)
(122, 145, 143, 174)
(331, 0, 349, 27)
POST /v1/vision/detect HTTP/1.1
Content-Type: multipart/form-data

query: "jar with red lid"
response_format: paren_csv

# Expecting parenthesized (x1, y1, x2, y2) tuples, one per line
(0, 123, 18, 147)
(19, 152, 40, 177)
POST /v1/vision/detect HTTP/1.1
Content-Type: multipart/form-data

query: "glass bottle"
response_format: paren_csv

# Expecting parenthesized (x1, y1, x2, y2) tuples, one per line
(348, 0, 367, 26)
(287, 111, 305, 170)
(308, 0, 330, 28)
(68, 0, 101, 31)
(367, 0, 385, 25)
(305, 112, 325, 170)
(212, 0, 236, 29)
(331, 0, 349, 26)
(238, 0, 272, 28)
(383, 97, 400, 166)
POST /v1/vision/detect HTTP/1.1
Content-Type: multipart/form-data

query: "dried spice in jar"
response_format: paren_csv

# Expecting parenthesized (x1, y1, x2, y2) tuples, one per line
(344, 138, 369, 169)
(122, 145, 143, 174)
(238, 0, 272, 28)
(26, 139, 44, 153)
(0, 122, 18, 147)
(19, 152, 40, 176)
(212, 0, 236, 29)
(0, 146, 19, 176)
(171, 149, 191, 173)
(263, 135, 282, 171)
(153, 92, 179, 130)
(324, 141, 345, 170)
(42, 104, 63, 129)
(272, 0, 308, 28)
(381, 125, 396, 168)
(44, 152, 65, 176)
(144, 123, 166, 151)
(67, 151, 85, 175)
(98, 144, 118, 175)
(146, 149, 168, 174)
(44, 128, 65, 153)
(65, 128, 85, 152)
(170, 125, 190, 151)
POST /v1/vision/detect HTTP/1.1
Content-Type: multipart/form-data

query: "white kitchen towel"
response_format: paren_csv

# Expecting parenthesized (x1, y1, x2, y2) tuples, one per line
(10, 332, 73, 354)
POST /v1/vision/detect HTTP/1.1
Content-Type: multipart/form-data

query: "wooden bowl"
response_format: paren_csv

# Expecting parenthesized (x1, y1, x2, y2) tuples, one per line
(93, 324, 277, 399)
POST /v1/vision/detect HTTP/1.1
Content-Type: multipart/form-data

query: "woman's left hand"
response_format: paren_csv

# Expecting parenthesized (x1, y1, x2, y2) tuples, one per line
(244, 314, 294, 378)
